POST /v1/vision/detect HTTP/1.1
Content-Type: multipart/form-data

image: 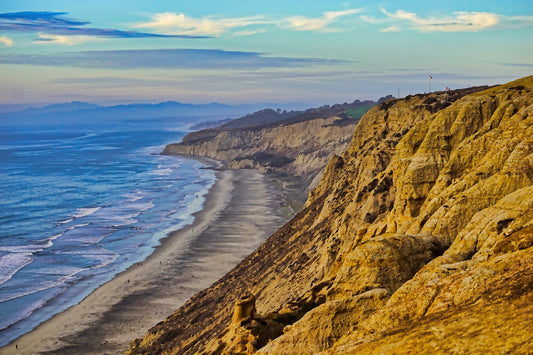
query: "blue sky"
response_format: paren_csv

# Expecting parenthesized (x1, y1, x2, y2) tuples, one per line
(0, 1, 531, 106)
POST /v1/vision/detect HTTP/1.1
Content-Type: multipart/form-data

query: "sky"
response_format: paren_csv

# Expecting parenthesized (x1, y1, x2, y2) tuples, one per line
(0, 0, 531, 106)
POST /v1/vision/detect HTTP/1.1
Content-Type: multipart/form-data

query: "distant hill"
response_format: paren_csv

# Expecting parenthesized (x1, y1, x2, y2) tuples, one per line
(19, 101, 103, 115)
(0, 101, 267, 127)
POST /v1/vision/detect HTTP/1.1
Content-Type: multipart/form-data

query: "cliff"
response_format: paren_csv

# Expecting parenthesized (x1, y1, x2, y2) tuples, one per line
(130, 76, 533, 354)
(163, 102, 374, 206)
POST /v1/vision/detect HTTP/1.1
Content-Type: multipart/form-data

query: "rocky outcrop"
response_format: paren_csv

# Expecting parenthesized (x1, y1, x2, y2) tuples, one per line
(130, 77, 532, 354)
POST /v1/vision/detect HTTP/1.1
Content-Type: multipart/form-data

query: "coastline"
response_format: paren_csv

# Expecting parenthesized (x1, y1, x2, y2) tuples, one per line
(0, 163, 287, 354)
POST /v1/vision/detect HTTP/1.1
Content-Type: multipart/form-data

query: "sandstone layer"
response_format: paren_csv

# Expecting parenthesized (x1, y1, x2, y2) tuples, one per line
(131, 77, 532, 354)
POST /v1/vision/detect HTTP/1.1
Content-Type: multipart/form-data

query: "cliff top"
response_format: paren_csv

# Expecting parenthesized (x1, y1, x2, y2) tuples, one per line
(181, 100, 374, 144)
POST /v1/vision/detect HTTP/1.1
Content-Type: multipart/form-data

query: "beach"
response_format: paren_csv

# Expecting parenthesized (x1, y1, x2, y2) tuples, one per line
(0, 167, 287, 354)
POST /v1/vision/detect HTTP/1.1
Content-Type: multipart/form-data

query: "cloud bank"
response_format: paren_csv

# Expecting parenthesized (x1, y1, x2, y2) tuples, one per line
(281, 9, 362, 32)
(0, 48, 347, 69)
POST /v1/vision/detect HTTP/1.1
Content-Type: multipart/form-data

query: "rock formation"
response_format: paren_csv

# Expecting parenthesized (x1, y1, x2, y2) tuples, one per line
(129, 76, 532, 354)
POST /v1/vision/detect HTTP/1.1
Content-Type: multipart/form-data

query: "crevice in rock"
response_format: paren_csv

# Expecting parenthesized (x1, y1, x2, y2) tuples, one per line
(497, 218, 514, 234)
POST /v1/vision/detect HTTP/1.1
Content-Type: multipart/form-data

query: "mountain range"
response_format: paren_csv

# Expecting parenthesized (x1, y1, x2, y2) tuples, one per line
(0, 101, 276, 127)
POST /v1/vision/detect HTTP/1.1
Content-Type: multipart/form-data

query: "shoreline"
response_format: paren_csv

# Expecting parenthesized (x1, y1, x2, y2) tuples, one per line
(0, 162, 287, 354)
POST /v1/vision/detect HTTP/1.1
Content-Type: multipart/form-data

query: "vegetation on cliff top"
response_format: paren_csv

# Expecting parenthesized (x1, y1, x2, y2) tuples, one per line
(179, 100, 374, 145)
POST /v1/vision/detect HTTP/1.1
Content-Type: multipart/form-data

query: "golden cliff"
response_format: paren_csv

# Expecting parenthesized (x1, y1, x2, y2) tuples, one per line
(163, 104, 373, 202)
(130, 76, 532, 354)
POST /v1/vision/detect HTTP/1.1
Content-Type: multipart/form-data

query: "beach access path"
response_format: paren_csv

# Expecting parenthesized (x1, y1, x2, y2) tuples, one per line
(1, 167, 287, 354)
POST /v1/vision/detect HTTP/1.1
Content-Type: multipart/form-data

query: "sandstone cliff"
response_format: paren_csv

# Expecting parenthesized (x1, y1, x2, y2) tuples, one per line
(130, 76, 532, 354)
(163, 102, 373, 206)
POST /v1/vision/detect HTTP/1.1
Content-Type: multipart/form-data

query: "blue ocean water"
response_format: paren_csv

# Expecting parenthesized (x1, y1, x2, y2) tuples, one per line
(0, 117, 216, 346)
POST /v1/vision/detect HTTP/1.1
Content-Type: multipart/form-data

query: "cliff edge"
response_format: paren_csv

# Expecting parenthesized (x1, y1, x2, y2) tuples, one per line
(130, 76, 532, 354)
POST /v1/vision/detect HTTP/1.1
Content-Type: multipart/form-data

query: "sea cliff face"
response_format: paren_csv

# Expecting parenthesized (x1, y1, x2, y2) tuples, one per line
(130, 76, 532, 354)
(163, 112, 367, 200)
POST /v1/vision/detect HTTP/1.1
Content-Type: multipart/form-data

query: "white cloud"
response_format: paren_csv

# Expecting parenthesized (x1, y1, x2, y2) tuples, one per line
(359, 15, 386, 24)
(0, 36, 14, 47)
(282, 9, 362, 32)
(380, 26, 400, 33)
(135, 9, 363, 36)
(508, 15, 533, 22)
(381, 8, 501, 32)
(232, 28, 267, 37)
(135, 12, 269, 37)
(35, 33, 103, 45)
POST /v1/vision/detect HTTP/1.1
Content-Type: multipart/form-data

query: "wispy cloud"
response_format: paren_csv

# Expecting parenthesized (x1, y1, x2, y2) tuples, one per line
(282, 9, 362, 32)
(135, 12, 269, 37)
(381, 8, 501, 32)
(232, 28, 267, 37)
(0, 48, 348, 69)
(380, 26, 400, 33)
(358, 15, 386, 25)
(135, 9, 363, 37)
(501, 62, 533, 68)
(136, 8, 531, 37)
(0, 35, 13, 46)
(36, 33, 103, 45)
(378, 8, 533, 32)
(507, 15, 533, 23)
(0, 11, 89, 28)
(0, 11, 206, 43)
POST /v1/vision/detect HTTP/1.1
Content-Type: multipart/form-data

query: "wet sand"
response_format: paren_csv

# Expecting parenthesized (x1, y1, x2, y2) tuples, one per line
(0, 167, 287, 354)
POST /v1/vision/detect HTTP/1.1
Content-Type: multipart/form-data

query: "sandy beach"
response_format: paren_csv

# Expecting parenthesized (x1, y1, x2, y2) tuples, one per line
(0, 166, 287, 355)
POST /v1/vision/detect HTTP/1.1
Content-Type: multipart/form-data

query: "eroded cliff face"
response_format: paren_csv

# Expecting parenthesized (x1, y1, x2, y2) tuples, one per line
(163, 114, 361, 194)
(130, 77, 532, 354)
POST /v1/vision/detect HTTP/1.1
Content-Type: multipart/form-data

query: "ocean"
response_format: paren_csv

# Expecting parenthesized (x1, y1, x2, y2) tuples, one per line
(0, 116, 216, 346)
